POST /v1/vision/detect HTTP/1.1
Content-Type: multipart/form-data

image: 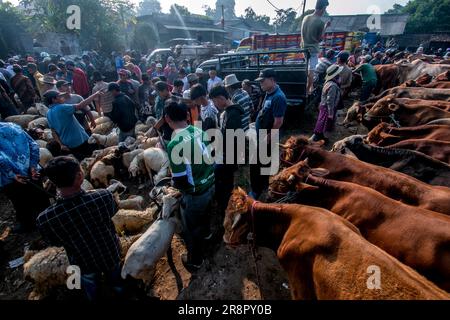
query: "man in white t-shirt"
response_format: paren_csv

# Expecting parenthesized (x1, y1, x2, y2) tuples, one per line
(207, 68, 223, 93)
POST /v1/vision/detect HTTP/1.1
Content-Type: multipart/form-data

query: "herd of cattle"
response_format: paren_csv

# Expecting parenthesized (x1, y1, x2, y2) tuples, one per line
(2, 58, 450, 300)
(223, 60, 450, 300)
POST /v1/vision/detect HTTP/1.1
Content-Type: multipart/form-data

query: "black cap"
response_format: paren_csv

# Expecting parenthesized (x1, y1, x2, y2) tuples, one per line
(43, 90, 65, 100)
(56, 80, 70, 89)
(255, 68, 276, 82)
(108, 82, 120, 92)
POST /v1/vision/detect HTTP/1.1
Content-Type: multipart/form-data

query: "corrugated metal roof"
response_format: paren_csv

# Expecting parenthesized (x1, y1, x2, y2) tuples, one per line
(327, 14, 409, 36)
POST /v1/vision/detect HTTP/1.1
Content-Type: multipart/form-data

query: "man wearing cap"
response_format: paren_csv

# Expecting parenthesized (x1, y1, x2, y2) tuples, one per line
(301, 0, 330, 95)
(57, 80, 96, 135)
(250, 69, 287, 200)
(108, 83, 139, 142)
(92, 71, 113, 117)
(315, 49, 335, 89)
(196, 68, 208, 90)
(184, 73, 200, 97)
(152, 63, 165, 79)
(224, 74, 252, 132)
(44, 90, 100, 161)
(27, 63, 45, 98)
(336, 51, 352, 98)
(66, 60, 90, 99)
(311, 64, 343, 142)
(207, 68, 223, 93)
(354, 55, 378, 102)
(41, 75, 57, 94)
(10, 64, 36, 112)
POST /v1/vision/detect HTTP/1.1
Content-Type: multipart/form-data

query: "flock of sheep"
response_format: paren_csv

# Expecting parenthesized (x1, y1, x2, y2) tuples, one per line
(4, 105, 183, 300)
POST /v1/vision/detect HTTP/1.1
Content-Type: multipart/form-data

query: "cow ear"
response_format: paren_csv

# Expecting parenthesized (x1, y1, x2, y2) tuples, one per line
(310, 168, 330, 177)
(388, 103, 400, 112)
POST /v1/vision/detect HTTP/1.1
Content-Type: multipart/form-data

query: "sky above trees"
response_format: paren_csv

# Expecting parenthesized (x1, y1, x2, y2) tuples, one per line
(6, 0, 410, 19)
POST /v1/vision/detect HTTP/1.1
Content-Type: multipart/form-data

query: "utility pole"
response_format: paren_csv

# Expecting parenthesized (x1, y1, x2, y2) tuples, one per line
(221, 5, 225, 45)
(302, 0, 307, 18)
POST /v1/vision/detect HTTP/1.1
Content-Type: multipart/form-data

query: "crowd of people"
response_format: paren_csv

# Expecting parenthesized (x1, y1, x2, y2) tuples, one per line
(2, 0, 450, 301)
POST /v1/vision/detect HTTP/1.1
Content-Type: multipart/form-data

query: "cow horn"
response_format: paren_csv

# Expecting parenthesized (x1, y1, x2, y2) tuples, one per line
(232, 214, 242, 230)
(288, 174, 296, 183)
(310, 168, 330, 177)
(278, 143, 288, 149)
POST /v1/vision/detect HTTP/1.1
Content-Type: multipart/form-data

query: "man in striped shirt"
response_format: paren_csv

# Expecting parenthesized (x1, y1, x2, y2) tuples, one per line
(224, 74, 252, 131)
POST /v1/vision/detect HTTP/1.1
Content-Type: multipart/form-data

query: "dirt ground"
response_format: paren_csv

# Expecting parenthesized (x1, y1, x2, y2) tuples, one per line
(0, 96, 365, 301)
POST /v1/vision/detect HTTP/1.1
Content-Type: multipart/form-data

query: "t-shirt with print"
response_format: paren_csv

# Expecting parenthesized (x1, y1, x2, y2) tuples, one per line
(256, 85, 288, 131)
(47, 104, 89, 149)
(167, 125, 215, 195)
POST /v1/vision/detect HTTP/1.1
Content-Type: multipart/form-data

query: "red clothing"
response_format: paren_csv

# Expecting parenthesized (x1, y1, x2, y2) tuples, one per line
(72, 67, 90, 97)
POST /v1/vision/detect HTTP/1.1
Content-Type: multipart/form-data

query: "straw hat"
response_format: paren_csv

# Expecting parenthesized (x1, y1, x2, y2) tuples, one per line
(325, 65, 343, 82)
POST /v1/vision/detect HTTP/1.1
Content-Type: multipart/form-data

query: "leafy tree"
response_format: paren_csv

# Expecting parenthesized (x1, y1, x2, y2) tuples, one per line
(386, 4, 405, 14)
(291, 9, 315, 32)
(386, 0, 450, 33)
(203, 5, 216, 17)
(137, 0, 161, 16)
(242, 7, 271, 30)
(273, 8, 297, 33)
(0, 2, 27, 56)
(170, 4, 191, 17)
(19, 0, 135, 53)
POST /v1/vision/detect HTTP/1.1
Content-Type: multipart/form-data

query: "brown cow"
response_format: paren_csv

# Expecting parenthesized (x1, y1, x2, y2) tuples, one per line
(268, 173, 450, 291)
(435, 71, 450, 82)
(224, 189, 450, 300)
(386, 139, 450, 164)
(331, 135, 450, 187)
(367, 123, 450, 146)
(401, 80, 450, 89)
(278, 136, 450, 215)
(369, 87, 450, 103)
(364, 97, 450, 128)
(375, 64, 400, 94)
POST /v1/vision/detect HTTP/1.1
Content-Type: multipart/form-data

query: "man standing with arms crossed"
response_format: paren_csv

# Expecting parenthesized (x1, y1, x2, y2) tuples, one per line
(301, 0, 331, 96)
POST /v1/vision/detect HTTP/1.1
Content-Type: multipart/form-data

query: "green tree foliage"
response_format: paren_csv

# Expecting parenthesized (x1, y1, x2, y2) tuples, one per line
(170, 4, 191, 17)
(386, 4, 405, 14)
(242, 7, 272, 30)
(387, 0, 450, 33)
(19, 0, 135, 53)
(203, 5, 216, 17)
(0, 2, 27, 56)
(273, 8, 297, 33)
(137, 0, 161, 16)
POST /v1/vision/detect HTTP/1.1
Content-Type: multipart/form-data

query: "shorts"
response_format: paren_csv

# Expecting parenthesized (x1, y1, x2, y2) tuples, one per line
(309, 53, 319, 71)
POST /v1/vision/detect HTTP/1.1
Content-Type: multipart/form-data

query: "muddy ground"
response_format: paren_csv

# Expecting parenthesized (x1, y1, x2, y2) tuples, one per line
(0, 97, 366, 301)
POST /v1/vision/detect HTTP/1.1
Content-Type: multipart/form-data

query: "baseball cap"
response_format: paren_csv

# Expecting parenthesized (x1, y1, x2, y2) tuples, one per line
(196, 68, 204, 74)
(43, 90, 65, 100)
(187, 73, 199, 83)
(255, 68, 276, 82)
(156, 63, 163, 68)
(56, 80, 70, 89)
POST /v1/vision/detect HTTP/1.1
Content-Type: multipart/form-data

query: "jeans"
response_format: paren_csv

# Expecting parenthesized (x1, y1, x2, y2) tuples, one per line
(215, 164, 237, 213)
(361, 81, 377, 102)
(80, 264, 124, 301)
(180, 186, 215, 264)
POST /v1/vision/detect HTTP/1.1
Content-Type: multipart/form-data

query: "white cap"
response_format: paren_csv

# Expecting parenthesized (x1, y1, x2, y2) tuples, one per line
(156, 63, 163, 68)
(196, 68, 204, 74)
(183, 90, 191, 100)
